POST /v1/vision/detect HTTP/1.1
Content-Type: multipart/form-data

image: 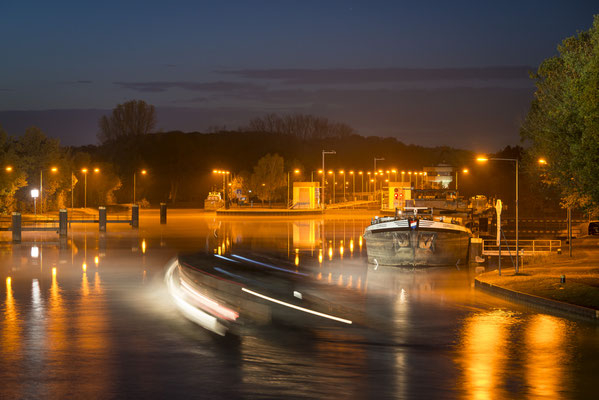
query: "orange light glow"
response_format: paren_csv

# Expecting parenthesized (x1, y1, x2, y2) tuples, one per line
(538, 158, 547, 165)
(94, 256, 99, 266)
(81, 168, 88, 173)
(51, 167, 58, 173)
(476, 156, 489, 162)
(463, 168, 469, 173)
(141, 169, 147, 175)
(5, 166, 12, 172)
(94, 168, 100, 173)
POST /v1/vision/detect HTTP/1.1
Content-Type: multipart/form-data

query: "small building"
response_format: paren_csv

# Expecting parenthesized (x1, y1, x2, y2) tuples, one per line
(292, 182, 320, 209)
(386, 181, 412, 210)
(423, 164, 454, 189)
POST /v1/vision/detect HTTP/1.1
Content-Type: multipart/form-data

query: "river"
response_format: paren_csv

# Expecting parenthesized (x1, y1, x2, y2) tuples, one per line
(0, 210, 597, 399)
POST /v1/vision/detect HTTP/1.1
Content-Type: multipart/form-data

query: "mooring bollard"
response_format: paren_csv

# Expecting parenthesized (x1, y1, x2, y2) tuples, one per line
(59, 209, 68, 237)
(160, 202, 167, 224)
(11, 212, 21, 243)
(131, 204, 139, 228)
(99, 206, 107, 232)
(560, 275, 566, 284)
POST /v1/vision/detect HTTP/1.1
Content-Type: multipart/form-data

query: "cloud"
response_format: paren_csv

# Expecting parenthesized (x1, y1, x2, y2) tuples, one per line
(113, 81, 264, 93)
(76, 80, 93, 84)
(218, 66, 534, 85)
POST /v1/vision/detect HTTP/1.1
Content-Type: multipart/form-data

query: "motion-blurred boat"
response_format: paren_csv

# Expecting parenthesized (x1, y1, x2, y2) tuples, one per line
(165, 252, 355, 335)
(363, 207, 472, 267)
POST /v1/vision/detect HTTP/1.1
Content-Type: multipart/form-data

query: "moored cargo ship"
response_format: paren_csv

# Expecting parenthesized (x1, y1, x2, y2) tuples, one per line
(364, 208, 472, 267)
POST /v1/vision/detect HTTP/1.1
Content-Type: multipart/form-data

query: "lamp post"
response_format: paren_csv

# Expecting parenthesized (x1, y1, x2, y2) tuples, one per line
(374, 157, 384, 202)
(349, 171, 355, 200)
(328, 170, 335, 203)
(477, 156, 519, 273)
(455, 168, 468, 191)
(133, 169, 147, 204)
(81, 168, 88, 209)
(358, 171, 363, 199)
(287, 169, 300, 208)
(31, 189, 39, 219)
(40, 167, 58, 214)
(322, 150, 336, 208)
(339, 170, 345, 201)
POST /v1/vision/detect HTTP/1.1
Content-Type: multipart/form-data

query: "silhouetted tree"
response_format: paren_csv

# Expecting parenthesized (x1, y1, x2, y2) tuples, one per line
(521, 15, 599, 216)
(98, 100, 156, 143)
(250, 154, 285, 206)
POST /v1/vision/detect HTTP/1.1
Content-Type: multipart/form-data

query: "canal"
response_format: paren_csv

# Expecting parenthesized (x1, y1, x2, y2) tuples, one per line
(0, 210, 597, 399)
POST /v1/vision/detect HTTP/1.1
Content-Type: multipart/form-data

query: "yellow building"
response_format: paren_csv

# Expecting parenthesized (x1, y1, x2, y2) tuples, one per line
(292, 182, 320, 209)
(386, 181, 412, 210)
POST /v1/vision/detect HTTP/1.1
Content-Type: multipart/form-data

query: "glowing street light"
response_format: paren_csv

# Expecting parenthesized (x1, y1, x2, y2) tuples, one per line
(374, 157, 384, 202)
(321, 150, 336, 209)
(40, 166, 58, 213)
(133, 169, 147, 205)
(287, 169, 300, 208)
(5, 166, 12, 172)
(31, 189, 39, 219)
(455, 168, 468, 191)
(477, 155, 520, 273)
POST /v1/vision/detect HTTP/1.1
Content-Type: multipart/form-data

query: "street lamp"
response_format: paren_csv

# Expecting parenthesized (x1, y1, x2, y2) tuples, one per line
(455, 168, 468, 191)
(374, 157, 384, 202)
(81, 168, 88, 208)
(287, 169, 300, 208)
(40, 166, 58, 213)
(133, 169, 147, 204)
(31, 189, 39, 219)
(80, 167, 99, 209)
(311, 169, 323, 183)
(358, 171, 363, 199)
(339, 170, 345, 201)
(322, 150, 336, 209)
(349, 171, 355, 200)
(328, 170, 335, 203)
(477, 156, 520, 273)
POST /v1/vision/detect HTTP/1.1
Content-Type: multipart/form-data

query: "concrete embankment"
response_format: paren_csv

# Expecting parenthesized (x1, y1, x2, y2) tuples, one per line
(474, 237, 599, 322)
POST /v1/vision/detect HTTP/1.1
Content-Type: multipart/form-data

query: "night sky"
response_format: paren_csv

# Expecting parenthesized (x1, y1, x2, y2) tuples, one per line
(1, 1, 598, 150)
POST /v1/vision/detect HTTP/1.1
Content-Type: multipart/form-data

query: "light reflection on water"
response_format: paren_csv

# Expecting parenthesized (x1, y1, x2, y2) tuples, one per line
(0, 211, 597, 399)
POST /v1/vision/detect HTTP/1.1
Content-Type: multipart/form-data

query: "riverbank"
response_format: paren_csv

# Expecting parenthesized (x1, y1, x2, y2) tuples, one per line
(475, 236, 599, 320)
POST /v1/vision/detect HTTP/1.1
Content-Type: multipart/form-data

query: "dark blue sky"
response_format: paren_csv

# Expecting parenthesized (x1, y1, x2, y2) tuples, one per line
(1, 1, 598, 150)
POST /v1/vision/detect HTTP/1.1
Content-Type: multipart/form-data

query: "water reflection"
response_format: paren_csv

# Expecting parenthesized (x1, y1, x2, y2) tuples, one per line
(459, 309, 515, 400)
(3, 276, 21, 360)
(525, 315, 570, 399)
(0, 213, 596, 399)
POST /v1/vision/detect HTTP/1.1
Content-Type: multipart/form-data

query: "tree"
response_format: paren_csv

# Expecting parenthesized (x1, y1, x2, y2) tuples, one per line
(521, 15, 599, 216)
(98, 100, 156, 143)
(250, 154, 285, 206)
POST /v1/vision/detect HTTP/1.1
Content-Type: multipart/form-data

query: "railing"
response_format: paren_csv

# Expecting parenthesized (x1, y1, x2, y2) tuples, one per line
(482, 239, 561, 256)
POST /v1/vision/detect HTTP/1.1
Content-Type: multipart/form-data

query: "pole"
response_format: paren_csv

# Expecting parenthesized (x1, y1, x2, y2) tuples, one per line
(40, 170, 43, 214)
(84, 172, 87, 209)
(287, 171, 290, 208)
(361, 174, 364, 199)
(568, 206, 572, 257)
(333, 173, 336, 204)
(321, 150, 336, 209)
(498, 228, 502, 276)
(455, 170, 458, 191)
(515, 159, 519, 273)
(133, 172, 136, 204)
(352, 174, 355, 201)
(322, 152, 325, 208)
(71, 173, 74, 211)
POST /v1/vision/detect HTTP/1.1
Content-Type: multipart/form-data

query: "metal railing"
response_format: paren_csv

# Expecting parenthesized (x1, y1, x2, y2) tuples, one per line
(482, 239, 561, 256)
